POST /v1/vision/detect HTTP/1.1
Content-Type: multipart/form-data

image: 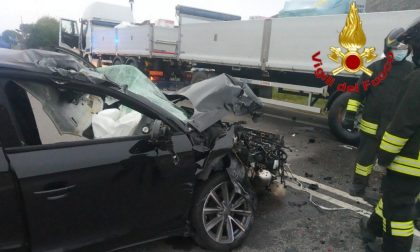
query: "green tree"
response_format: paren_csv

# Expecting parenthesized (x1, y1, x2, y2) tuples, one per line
(21, 17, 59, 49)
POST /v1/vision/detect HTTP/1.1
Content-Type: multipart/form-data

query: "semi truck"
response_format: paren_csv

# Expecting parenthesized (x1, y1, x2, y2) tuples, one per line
(59, 2, 420, 144)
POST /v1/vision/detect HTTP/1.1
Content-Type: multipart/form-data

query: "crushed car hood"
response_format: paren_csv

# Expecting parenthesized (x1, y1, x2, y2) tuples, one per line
(174, 74, 263, 132)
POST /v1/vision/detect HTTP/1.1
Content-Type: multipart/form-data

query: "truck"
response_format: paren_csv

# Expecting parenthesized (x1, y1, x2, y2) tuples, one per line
(59, 2, 420, 144)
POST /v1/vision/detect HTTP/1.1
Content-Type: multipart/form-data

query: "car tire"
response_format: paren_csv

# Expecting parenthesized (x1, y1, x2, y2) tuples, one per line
(191, 172, 255, 251)
(328, 92, 360, 146)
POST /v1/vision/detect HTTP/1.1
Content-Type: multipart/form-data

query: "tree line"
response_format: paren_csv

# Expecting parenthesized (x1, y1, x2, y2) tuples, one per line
(1, 17, 59, 49)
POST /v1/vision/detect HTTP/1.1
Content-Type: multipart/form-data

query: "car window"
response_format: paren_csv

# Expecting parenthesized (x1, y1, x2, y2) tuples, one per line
(7, 81, 153, 146)
(97, 65, 189, 122)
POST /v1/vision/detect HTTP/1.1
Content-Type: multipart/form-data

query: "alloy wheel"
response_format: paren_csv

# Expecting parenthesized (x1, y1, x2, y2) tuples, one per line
(202, 181, 253, 244)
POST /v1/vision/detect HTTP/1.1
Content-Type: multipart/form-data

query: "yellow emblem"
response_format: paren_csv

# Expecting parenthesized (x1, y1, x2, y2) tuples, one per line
(328, 2, 377, 76)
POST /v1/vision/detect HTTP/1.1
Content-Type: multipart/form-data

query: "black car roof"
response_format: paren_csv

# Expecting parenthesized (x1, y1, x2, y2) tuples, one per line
(0, 48, 88, 75)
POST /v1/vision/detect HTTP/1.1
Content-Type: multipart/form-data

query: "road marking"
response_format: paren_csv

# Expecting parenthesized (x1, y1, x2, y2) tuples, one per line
(287, 182, 372, 217)
(291, 174, 373, 207)
(286, 180, 420, 238)
(263, 113, 330, 130)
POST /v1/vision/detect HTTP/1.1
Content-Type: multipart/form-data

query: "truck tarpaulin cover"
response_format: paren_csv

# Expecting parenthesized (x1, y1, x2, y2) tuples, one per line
(277, 0, 361, 17)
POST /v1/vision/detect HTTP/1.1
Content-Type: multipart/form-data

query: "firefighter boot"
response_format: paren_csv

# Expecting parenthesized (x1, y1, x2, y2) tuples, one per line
(360, 217, 377, 243)
(350, 175, 368, 197)
(365, 242, 383, 252)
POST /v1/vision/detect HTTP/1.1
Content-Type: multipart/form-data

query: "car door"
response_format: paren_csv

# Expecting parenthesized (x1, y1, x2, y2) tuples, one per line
(2, 82, 197, 251)
(0, 142, 27, 251)
(5, 134, 196, 251)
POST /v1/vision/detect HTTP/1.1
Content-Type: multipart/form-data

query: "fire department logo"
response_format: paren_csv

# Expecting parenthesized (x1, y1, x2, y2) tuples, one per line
(328, 2, 377, 76)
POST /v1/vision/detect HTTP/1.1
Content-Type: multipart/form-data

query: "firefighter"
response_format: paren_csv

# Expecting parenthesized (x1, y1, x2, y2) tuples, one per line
(360, 18, 420, 252)
(343, 27, 414, 197)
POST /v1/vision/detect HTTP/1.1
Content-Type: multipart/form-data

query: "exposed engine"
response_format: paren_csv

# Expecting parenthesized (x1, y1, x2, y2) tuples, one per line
(233, 126, 288, 192)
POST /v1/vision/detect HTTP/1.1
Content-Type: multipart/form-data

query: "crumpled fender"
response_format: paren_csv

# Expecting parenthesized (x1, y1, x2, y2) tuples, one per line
(195, 127, 256, 208)
(225, 154, 257, 210)
(195, 127, 236, 180)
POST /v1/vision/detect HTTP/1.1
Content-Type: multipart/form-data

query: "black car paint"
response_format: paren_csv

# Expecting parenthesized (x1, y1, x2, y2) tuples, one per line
(0, 49, 257, 251)
(6, 134, 196, 251)
(0, 144, 27, 251)
(0, 81, 199, 251)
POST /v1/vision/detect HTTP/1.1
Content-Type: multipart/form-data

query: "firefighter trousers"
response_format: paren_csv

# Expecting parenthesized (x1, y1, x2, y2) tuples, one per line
(353, 132, 380, 188)
(367, 171, 420, 252)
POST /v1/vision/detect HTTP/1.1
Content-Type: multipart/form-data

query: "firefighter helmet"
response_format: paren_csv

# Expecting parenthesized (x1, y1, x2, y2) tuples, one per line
(398, 17, 420, 46)
(384, 27, 409, 54)
(398, 17, 420, 66)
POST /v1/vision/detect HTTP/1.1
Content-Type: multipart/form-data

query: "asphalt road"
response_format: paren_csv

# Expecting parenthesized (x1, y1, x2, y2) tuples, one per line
(125, 107, 420, 252)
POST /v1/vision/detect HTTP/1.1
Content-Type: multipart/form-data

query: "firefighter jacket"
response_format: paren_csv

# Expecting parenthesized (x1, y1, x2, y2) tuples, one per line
(377, 69, 420, 177)
(346, 58, 414, 137)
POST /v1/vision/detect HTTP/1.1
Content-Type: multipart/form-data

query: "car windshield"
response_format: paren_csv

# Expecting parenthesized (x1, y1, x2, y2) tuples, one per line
(97, 65, 189, 122)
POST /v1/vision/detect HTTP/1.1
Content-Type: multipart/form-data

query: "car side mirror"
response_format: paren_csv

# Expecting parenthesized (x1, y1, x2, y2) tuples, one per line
(150, 120, 171, 140)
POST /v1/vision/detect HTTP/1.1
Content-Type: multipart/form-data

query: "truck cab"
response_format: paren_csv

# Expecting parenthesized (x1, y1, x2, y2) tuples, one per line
(59, 2, 134, 59)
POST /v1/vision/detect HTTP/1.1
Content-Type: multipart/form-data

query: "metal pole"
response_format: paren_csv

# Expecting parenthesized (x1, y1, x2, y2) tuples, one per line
(129, 0, 134, 12)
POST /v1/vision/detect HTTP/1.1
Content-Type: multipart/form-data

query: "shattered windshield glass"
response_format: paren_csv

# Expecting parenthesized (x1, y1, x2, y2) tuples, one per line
(97, 65, 189, 122)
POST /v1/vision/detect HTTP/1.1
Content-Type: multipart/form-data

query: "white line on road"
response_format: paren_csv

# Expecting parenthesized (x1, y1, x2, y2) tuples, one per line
(287, 181, 372, 217)
(291, 174, 373, 207)
(286, 179, 420, 237)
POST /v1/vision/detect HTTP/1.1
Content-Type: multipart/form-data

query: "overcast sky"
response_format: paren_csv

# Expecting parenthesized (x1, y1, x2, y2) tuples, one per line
(0, 0, 286, 33)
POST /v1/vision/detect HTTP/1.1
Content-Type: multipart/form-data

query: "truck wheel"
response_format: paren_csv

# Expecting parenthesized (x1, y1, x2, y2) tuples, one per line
(328, 92, 360, 146)
(191, 71, 208, 84)
(125, 57, 139, 68)
(112, 57, 123, 65)
(191, 172, 255, 251)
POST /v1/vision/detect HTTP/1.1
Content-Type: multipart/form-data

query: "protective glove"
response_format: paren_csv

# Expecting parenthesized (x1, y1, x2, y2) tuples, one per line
(343, 112, 356, 130)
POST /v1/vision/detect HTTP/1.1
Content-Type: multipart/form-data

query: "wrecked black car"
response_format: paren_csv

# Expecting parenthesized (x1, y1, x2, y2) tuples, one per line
(0, 49, 287, 251)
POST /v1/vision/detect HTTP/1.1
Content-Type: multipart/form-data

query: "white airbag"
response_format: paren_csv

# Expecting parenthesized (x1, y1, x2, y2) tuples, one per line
(92, 108, 142, 138)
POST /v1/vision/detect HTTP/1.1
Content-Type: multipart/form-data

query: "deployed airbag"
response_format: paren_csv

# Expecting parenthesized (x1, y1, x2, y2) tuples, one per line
(92, 109, 142, 139)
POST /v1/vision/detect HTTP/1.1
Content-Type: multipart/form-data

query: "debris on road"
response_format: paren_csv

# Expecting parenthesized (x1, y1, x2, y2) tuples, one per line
(339, 144, 358, 150)
(308, 184, 319, 191)
(304, 172, 314, 178)
(288, 201, 308, 207)
(296, 126, 315, 132)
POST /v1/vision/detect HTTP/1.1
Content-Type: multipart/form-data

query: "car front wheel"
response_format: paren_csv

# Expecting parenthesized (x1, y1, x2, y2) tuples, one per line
(191, 172, 255, 251)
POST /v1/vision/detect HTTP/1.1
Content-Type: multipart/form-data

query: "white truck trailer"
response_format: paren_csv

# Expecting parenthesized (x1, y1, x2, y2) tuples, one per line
(59, 2, 420, 144)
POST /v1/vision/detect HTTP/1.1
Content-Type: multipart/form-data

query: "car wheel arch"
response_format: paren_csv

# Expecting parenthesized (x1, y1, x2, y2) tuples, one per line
(196, 153, 229, 181)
